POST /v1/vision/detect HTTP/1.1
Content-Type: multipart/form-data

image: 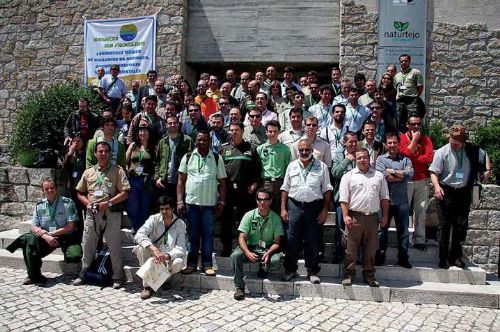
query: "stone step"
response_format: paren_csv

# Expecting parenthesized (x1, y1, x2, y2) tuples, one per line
(0, 243, 486, 285)
(134, 270, 500, 309)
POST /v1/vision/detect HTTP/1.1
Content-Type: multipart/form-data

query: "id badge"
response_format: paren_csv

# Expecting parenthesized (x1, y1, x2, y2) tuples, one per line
(94, 190, 104, 197)
(49, 226, 56, 233)
(72, 172, 78, 178)
(159, 244, 168, 253)
(194, 178, 203, 184)
(400, 85, 407, 91)
(135, 166, 144, 174)
(258, 240, 266, 249)
(233, 183, 238, 190)
(455, 172, 464, 179)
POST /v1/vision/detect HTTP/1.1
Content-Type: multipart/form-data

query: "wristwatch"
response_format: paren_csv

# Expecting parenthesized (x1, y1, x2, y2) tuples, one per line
(107, 200, 113, 208)
(392, 170, 397, 176)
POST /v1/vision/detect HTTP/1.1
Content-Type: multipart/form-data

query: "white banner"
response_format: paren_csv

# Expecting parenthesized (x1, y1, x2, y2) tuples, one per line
(84, 16, 157, 86)
(377, 0, 427, 95)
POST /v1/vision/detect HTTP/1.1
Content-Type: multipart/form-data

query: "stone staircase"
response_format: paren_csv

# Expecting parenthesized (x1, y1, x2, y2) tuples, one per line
(0, 213, 499, 309)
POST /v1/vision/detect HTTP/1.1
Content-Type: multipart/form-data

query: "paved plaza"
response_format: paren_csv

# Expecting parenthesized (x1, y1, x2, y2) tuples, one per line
(0, 268, 499, 332)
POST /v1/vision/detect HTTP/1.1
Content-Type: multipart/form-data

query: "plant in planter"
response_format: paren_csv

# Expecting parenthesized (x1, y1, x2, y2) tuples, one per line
(472, 119, 500, 185)
(9, 83, 104, 167)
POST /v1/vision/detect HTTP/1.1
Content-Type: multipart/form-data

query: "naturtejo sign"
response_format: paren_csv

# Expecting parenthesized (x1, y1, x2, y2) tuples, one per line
(84, 15, 157, 86)
(377, 0, 427, 94)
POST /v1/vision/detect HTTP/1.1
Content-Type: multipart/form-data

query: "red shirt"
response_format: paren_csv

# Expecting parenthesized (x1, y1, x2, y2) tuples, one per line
(399, 132, 434, 181)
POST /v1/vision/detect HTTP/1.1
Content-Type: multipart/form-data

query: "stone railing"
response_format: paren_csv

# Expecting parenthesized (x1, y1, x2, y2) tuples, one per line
(465, 185, 500, 275)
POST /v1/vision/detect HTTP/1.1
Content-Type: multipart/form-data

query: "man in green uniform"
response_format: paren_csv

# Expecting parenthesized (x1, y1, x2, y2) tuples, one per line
(6, 178, 81, 285)
(231, 188, 283, 300)
(219, 122, 260, 256)
(257, 120, 291, 214)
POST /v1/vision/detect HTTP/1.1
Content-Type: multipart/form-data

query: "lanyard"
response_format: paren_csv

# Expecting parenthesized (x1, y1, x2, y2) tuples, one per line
(291, 130, 303, 143)
(252, 211, 269, 241)
(138, 149, 145, 162)
(351, 105, 359, 123)
(46, 197, 59, 226)
(319, 104, 331, 124)
(95, 164, 110, 187)
(301, 158, 315, 180)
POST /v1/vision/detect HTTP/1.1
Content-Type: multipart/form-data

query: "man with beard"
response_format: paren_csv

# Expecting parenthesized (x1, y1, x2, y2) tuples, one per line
(209, 113, 230, 153)
(330, 67, 343, 97)
(281, 138, 332, 284)
(320, 104, 347, 159)
(279, 108, 305, 149)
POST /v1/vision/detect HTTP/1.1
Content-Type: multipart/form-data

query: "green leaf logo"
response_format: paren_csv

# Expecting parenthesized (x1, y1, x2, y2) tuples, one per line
(394, 21, 409, 31)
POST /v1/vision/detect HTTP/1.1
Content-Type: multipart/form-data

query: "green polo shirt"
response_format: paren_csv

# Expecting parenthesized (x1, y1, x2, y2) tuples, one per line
(238, 208, 283, 247)
(178, 149, 227, 206)
(257, 141, 291, 179)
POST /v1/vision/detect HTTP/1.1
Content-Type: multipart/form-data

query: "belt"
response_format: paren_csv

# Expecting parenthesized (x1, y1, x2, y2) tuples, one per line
(289, 197, 321, 207)
(350, 210, 377, 216)
(263, 177, 283, 182)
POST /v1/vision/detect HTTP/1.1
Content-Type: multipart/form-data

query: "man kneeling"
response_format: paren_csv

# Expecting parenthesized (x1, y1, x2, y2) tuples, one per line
(6, 178, 81, 285)
(231, 188, 283, 300)
(134, 196, 187, 299)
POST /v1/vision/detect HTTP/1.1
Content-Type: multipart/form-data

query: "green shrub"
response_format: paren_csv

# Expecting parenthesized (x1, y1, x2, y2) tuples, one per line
(425, 120, 448, 150)
(9, 83, 104, 166)
(473, 119, 500, 185)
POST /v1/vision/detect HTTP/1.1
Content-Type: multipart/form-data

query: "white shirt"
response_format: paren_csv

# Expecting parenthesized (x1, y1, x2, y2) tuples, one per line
(281, 158, 333, 203)
(339, 167, 389, 214)
(99, 75, 127, 99)
(308, 102, 333, 129)
(291, 136, 332, 168)
(320, 124, 346, 158)
(279, 129, 304, 149)
(243, 108, 277, 127)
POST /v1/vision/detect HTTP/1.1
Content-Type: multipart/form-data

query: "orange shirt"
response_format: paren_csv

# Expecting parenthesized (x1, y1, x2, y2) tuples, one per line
(195, 95, 218, 121)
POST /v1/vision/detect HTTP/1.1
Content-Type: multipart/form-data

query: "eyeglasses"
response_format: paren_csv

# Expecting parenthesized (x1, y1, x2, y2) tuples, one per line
(188, 109, 199, 113)
(409, 122, 421, 126)
(197, 85, 207, 88)
(219, 102, 228, 105)
(371, 106, 382, 110)
(241, 78, 249, 81)
(256, 198, 271, 202)
(305, 123, 318, 127)
(298, 149, 311, 153)
(249, 114, 261, 118)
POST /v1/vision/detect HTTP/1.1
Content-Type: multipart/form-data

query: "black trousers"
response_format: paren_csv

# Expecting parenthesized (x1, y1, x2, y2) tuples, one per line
(438, 185, 472, 262)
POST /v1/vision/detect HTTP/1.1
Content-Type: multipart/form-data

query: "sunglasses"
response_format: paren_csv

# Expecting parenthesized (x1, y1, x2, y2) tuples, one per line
(249, 114, 261, 118)
(256, 198, 271, 202)
(219, 102, 228, 105)
(305, 123, 318, 127)
(188, 109, 199, 113)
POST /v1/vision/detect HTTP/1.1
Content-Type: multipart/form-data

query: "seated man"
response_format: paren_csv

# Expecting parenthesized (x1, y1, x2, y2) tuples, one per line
(231, 188, 283, 301)
(6, 178, 81, 285)
(134, 196, 187, 300)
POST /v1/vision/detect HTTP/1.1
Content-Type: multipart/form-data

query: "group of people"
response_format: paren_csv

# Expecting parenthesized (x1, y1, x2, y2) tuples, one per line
(8, 54, 492, 301)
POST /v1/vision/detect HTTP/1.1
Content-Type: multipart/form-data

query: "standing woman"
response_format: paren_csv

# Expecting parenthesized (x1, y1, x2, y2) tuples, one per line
(126, 124, 155, 232)
(179, 79, 193, 100)
(268, 80, 286, 114)
(63, 134, 87, 234)
(379, 73, 397, 105)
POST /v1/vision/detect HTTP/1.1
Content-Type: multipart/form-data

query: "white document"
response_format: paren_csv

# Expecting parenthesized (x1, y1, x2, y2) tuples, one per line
(136, 257, 171, 291)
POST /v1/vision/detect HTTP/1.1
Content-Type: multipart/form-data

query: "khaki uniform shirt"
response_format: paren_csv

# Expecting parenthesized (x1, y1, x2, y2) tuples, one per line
(76, 164, 130, 204)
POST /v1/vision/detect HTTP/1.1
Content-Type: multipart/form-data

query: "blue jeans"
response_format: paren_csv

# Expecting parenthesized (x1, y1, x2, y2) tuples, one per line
(186, 204, 216, 269)
(284, 199, 322, 273)
(334, 203, 345, 259)
(378, 202, 410, 260)
(127, 176, 152, 232)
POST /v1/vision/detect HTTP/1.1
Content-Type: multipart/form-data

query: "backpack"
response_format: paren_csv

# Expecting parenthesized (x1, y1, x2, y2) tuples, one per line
(185, 151, 220, 168)
(83, 219, 112, 286)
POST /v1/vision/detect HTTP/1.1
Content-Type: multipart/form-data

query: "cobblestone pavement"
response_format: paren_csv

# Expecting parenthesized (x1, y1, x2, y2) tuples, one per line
(0, 268, 499, 332)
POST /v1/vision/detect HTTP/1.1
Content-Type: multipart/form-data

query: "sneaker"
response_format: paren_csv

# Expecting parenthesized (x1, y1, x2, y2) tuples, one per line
(281, 271, 298, 282)
(112, 281, 123, 289)
(397, 259, 413, 269)
(72, 277, 85, 286)
(234, 288, 245, 301)
(308, 274, 321, 284)
(203, 267, 216, 277)
(450, 258, 466, 269)
(181, 266, 196, 275)
(438, 260, 450, 269)
(140, 287, 154, 300)
(341, 277, 352, 286)
(364, 279, 380, 287)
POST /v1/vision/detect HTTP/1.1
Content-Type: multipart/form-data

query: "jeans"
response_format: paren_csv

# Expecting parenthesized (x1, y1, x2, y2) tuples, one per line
(284, 199, 322, 274)
(378, 202, 410, 261)
(334, 203, 345, 259)
(127, 176, 152, 232)
(186, 204, 216, 269)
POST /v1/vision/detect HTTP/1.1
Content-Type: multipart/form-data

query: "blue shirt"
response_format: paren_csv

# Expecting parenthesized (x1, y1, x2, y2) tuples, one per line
(31, 196, 79, 231)
(375, 153, 414, 205)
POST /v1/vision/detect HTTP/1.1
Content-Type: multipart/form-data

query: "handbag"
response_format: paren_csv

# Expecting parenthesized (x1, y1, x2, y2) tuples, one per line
(84, 219, 112, 286)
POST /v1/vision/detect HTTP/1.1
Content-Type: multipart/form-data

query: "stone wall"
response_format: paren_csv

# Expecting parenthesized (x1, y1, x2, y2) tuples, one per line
(0, 167, 57, 231)
(0, 0, 188, 149)
(339, 0, 500, 130)
(465, 185, 500, 275)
